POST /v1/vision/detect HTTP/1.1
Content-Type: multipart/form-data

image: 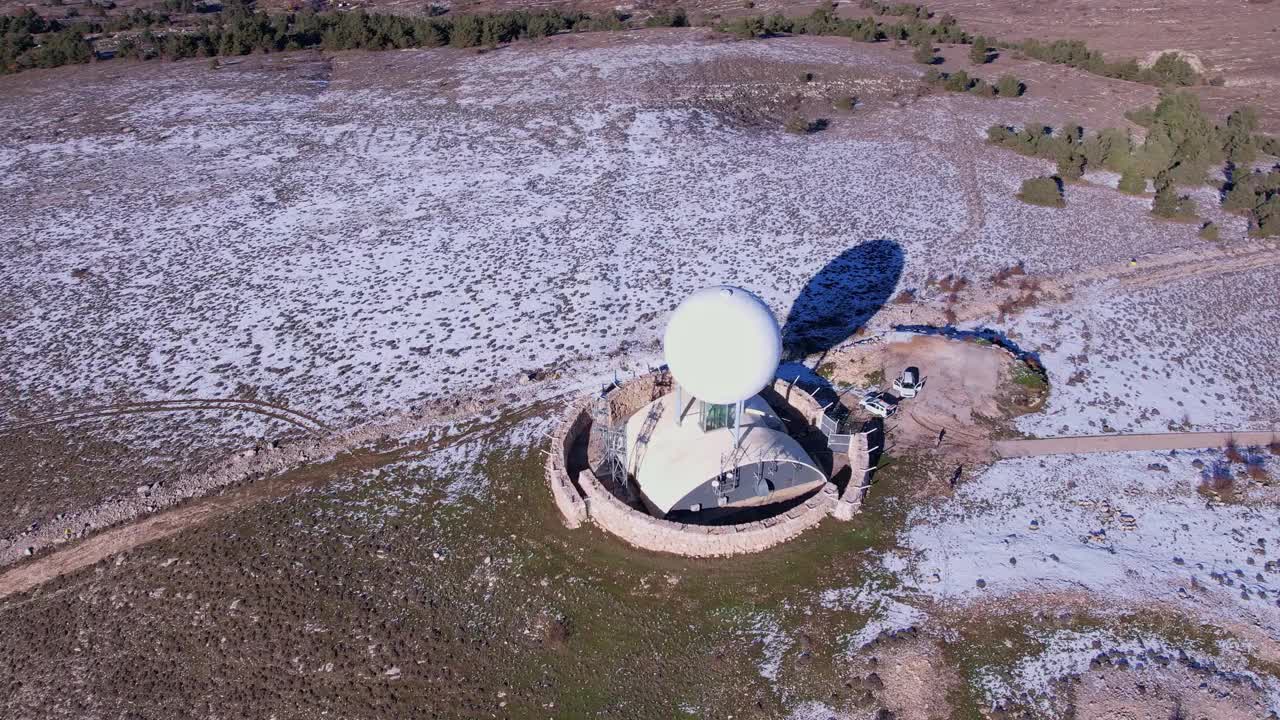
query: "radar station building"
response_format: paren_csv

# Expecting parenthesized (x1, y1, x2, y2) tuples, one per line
(624, 286, 826, 517)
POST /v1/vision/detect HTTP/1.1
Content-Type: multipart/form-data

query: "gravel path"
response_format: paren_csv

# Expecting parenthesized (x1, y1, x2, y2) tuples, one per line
(994, 431, 1279, 458)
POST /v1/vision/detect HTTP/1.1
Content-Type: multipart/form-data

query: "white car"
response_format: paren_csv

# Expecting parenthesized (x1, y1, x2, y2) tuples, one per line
(860, 393, 897, 418)
(893, 367, 924, 398)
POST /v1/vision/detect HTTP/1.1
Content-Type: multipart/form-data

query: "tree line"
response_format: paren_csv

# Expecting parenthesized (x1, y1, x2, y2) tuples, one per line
(1016, 39, 1200, 88)
(723, 3, 1200, 89)
(720, 3, 970, 45)
(0, 0, 1206, 95)
(0, 4, 669, 73)
(987, 92, 1280, 236)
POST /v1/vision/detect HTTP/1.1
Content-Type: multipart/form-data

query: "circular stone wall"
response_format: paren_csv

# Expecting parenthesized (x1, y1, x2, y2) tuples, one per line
(543, 371, 854, 557)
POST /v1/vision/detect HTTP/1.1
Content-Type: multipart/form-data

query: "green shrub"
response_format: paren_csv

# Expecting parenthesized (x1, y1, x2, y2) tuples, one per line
(1056, 151, 1086, 181)
(942, 69, 971, 92)
(764, 13, 792, 34)
(969, 79, 995, 97)
(968, 36, 991, 64)
(1124, 106, 1155, 127)
(1083, 127, 1133, 172)
(721, 15, 765, 37)
(784, 115, 808, 134)
(995, 74, 1023, 97)
(1222, 174, 1258, 212)
(644, 7, 688, 27)
(1017, 176, 1065, 208)
(912, 41, 937, 65)
(832, 95, 856, 111)
(1198, 221, 1220, 241)
(986, 124, 1015, 144)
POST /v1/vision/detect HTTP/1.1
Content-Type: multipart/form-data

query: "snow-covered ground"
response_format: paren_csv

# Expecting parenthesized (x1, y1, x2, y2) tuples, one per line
(892, 450, 1280, 635)
(979, 627, 1280, 715)
(1010, 264, 1280, 436)
(0, 34, 1223, 434)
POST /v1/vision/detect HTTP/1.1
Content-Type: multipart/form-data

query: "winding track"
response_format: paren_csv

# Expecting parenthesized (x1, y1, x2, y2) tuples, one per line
(0, 397, 554, 602)
(0, 398, 330, 436)
(995, 430, 1279, 458)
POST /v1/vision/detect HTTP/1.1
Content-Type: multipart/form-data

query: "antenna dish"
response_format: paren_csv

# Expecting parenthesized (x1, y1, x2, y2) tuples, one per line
(663, 285, 782, 405)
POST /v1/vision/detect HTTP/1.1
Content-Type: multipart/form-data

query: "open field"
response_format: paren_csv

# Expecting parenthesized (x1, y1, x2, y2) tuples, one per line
(2, 18, 1280, 720)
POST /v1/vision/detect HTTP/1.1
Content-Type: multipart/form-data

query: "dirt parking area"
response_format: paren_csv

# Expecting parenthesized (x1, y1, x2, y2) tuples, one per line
(820, 333, 1043, 463)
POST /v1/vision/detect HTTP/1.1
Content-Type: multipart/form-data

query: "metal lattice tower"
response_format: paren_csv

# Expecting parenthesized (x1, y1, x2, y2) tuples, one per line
(714, 444, 747, 504)
(594, 386, 628, 495)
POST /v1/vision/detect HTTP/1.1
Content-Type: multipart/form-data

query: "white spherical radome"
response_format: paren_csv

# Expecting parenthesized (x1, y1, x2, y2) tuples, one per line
(663, 286, 782, 405)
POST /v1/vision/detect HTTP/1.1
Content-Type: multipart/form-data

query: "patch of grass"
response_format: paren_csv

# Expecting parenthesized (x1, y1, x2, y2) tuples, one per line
(864, 368, 885, 387)
(0, 397, 932, 718)
(1011, 364, 1047, 390)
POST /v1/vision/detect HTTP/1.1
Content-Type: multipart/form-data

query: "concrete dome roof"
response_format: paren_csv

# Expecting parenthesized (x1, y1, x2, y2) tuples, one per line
(663, 286, 781, 405)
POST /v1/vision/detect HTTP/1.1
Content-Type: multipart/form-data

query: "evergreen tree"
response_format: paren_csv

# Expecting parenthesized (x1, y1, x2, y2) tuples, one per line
(1220, 106, 1258, 165)
(1143, 52, 1198, 86)
(1253, 195, 1280, 237)
(1151, 173, 1196, 219)
(1222, 170, 1258, 212)
(1139, 92, 1221, 185)
(1117, 167, 1147, 195)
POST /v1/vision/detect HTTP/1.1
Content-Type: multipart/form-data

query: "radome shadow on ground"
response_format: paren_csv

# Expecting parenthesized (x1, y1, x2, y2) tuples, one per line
(780, 239, 905, 360)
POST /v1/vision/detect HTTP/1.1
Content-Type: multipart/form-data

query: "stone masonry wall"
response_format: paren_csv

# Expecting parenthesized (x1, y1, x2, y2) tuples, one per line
(543, 399, 590, 529)
(834, 430, 871, 521)
(768, 378, 827, 427)
(578, 469, 838, 557)
(543, 370, 846, 555)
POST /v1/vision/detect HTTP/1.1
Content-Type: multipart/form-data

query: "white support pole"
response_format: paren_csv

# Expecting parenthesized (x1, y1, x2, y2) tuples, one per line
(733, 399, 745, 448)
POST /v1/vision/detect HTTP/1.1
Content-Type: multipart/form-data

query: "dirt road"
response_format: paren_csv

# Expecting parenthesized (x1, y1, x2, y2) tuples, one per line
(0, 398, 555, 601)
(994, 430, 1278, 458)
(0, 398, 330, 435)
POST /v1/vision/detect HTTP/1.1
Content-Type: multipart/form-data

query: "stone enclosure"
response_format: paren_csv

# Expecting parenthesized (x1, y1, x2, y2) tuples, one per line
(543, 370, 873, 557)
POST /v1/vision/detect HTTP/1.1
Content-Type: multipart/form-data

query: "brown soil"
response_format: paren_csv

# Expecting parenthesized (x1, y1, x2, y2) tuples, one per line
(1075, 652, 1270, 720)
(871, 638, 962, 720)
(926, 0, 1280, 134)
(820, 334, 1036, 463)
